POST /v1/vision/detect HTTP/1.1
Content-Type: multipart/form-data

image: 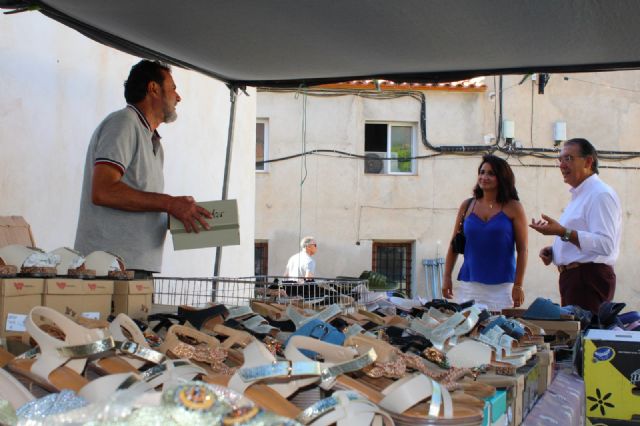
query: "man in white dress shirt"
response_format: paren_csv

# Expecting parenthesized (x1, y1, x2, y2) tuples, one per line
(530, 138, 621, 313)
(284, 236, 318, 280)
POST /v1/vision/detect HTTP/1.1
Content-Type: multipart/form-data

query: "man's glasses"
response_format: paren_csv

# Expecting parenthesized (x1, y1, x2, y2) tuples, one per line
(557, 154, 585, 164)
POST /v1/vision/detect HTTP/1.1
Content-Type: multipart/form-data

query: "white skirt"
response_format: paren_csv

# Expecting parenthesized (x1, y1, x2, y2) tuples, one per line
(455, 281, 514, 312)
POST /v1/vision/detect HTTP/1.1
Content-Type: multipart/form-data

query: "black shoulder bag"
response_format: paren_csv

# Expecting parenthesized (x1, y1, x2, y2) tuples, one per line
(451, 198, 474, 254)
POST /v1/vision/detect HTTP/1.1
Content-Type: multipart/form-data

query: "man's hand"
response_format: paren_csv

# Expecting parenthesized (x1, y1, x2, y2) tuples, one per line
(168, 196, 213, 233)
(529, 214, 563, 236)
(539, 246, 553, 265)
(442, 276, 454, 299)
(512, 285, 524, 307)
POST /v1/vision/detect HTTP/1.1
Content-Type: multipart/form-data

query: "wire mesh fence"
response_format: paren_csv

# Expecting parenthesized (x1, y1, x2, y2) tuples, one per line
(153, 276, 371, 310)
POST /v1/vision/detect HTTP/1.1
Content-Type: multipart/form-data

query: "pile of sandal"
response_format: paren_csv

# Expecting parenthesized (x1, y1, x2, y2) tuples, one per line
(0, 294, 553, 425)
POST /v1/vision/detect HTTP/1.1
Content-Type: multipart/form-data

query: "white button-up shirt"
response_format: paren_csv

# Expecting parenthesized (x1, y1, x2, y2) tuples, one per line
(553, 174, 622, 266)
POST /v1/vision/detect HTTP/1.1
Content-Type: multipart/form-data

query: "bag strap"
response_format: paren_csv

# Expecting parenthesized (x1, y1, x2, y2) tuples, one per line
(457, 198, 474, 233)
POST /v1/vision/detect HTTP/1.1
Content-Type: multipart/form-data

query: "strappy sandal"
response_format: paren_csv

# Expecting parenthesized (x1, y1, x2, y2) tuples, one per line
(177, 304, 229, 331)
(101, 313, 166, 372)
(286, 304, 343, 329)
(357, 308, 409, 328)
(409, 310, 468, 351)
(50, 247, 96, 278)
(0, 245, 57, 277)
(288, 336, 483, 425)
(0, 365, 35, 409)
(478, 324, 537, 359)
(78, 358, 206, 404)
(208, 323, 255, 351)
(296, 390, 394, 426)
(345, 333, 490, 400)
(249, 300, 288, 320)
(203, 337, 377, 419)
(446, 339, 521, 374)
(159, 324, 242, 372)
(84, 250, 134, 280)
(6, 306, 115, 393)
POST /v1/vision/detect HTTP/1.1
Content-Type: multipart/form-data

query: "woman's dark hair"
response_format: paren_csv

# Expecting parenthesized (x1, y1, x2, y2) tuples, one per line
(473, 154, 519, 203)
(124, 60, 171, 104)
(565, 138, 599, 174)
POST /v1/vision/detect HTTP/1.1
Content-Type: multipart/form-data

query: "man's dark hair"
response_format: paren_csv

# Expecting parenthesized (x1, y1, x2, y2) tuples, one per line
(473, 154, 519, 203)
(565, 138, 599, 174)
(124, 60, 171, 104)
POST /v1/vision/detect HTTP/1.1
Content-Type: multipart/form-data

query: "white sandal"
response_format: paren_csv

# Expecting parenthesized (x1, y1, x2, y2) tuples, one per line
(7, 306, 115, 393)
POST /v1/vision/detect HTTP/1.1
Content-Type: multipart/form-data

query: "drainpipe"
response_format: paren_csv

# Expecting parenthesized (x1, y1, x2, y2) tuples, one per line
(422, 258, 445, 300)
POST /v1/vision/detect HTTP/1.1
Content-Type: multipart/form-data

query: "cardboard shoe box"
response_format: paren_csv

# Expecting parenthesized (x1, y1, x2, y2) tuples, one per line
(536, 348, 554, 395)
(112, 280, 153, 321)
(0, 278, 43, 337)
(169, 199, 240, 250)
(483, 389, 507, 426)
(477, 372, 525, 426)
(583, 329, 640, 423)
(43, 278, 114, 320)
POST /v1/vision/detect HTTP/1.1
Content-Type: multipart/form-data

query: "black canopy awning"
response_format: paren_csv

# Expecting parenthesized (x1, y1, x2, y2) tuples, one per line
(3, 0, 640, 86)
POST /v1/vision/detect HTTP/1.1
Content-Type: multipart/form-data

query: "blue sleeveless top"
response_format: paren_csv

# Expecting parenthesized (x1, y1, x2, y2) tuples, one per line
(457, 210, 516, 285)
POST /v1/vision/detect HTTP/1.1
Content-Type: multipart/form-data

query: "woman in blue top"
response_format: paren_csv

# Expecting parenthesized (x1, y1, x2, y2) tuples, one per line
(443, 155, 528, 310)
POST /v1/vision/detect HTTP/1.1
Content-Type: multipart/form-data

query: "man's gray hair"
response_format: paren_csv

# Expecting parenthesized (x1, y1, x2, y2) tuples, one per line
(300, 236, 316, 249)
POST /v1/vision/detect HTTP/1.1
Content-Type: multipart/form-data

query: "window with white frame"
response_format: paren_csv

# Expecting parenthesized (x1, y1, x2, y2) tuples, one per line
(364, 123, 416, 174)
(256, 119, 269, 172)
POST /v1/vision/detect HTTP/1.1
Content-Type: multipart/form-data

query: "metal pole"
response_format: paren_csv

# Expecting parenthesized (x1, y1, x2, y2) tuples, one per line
(213, 86, 238, 279)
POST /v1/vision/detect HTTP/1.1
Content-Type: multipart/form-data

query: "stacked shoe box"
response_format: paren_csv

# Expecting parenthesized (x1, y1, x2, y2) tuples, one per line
(112, 279, 153, 321)
(536, 344, 554, 395)
(0, 216, 43, 338)
(43, 277, 113, 320)
(478, 373, 525, 425)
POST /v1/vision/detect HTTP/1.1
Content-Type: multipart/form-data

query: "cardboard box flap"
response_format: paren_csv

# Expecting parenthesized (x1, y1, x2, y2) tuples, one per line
(0, 216, 35, 248)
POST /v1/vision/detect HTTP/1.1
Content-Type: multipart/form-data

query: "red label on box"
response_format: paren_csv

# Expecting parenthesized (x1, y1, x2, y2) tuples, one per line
(88, 283, 96, 291)
(13, 282, 24, 290)
(56, 282, 66, 289)
(136, 284, 144, 292)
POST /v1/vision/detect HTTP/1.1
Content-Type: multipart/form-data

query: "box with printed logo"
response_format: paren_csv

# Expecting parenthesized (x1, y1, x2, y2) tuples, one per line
(169, 199, 240, 250)
(0, 278, 43, 338)
(584, 329, 640, 422)
(43, 278, 114, 321)
(112, 280, 153, 320)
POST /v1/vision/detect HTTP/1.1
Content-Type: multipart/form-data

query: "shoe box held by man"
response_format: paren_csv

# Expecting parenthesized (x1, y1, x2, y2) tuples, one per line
(169, 199, 240, 250)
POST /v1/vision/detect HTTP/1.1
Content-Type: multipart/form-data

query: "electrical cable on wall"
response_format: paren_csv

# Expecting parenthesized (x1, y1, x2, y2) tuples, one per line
(257, 81, 640, 170)
(296, 89, 309, 252)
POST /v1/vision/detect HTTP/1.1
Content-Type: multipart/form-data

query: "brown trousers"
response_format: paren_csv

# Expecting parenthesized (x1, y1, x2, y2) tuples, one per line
(559, 263, 616, 314)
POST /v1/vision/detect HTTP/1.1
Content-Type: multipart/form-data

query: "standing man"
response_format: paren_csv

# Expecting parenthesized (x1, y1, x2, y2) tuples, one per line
(530, 138, 621, 313)
(284, 236, 318, 280)
(75, 60, 212, 278)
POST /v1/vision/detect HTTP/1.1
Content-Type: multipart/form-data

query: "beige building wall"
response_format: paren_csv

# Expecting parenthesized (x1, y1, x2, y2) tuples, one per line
(0, 12, 256, 278)
(256, 72, 640, 310)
